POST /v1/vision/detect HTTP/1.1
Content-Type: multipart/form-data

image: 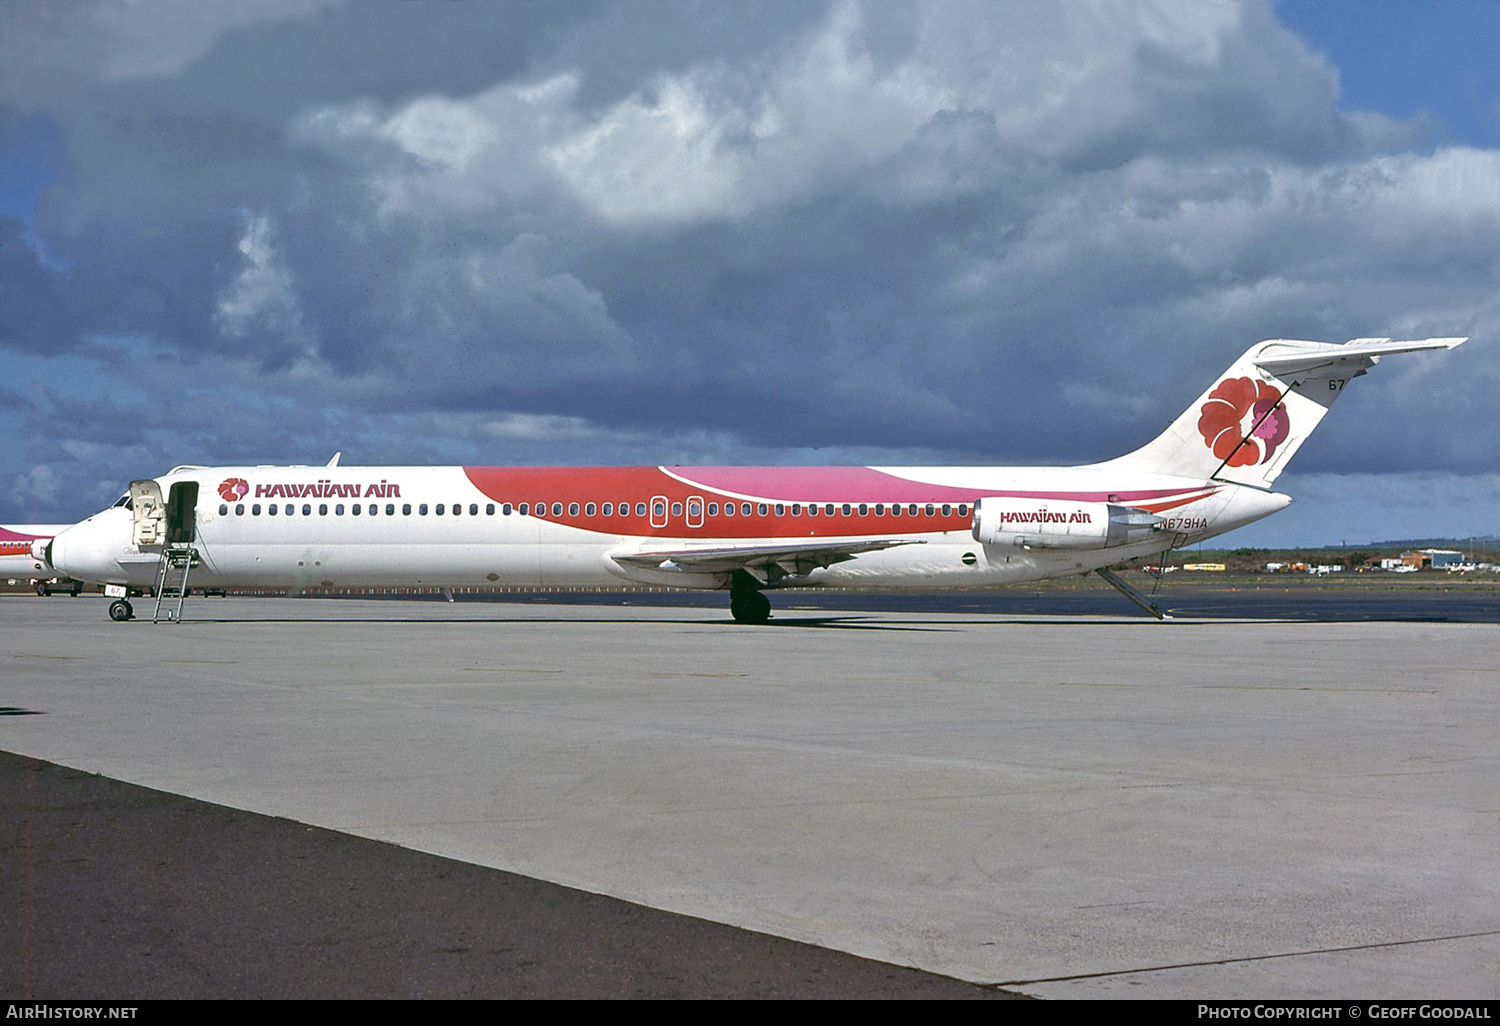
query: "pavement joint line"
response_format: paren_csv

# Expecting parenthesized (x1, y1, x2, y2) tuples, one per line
(990, 929, 1500, 987)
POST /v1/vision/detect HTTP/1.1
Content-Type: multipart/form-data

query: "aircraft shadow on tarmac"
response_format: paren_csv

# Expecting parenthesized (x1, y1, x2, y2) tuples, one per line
(145, 611, 1261, 631)
(169, 613, 960, 632)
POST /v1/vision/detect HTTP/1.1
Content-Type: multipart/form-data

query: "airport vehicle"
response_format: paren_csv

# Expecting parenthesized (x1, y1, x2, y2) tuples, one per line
(0, 524, 83, 595)
(44, 337, 1467, 623)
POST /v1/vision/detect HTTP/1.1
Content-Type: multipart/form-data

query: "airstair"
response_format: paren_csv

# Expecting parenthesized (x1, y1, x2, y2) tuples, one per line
(151, 539, 200, 622)
(130, 477, 203, 623)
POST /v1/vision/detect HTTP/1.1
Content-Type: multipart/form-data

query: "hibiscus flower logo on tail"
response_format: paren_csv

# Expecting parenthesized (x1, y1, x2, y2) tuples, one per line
(1197, 377, 1291, 467)
(218, 478, 249, 502)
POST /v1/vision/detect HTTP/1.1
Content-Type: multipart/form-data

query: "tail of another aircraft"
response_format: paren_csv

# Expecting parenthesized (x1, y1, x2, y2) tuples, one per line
(1097, 337, 1467, 487)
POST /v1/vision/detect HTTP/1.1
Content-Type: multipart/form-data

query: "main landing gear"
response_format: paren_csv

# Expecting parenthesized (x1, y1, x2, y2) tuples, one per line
(729, 571, 771, 625)
(108, 599, 134, 622)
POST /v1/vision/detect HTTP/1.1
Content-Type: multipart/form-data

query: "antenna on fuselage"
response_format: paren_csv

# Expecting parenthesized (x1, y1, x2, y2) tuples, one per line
(327, 452, 342, 467)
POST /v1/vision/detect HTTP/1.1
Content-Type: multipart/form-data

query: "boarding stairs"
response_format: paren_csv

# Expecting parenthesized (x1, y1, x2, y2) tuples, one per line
(151, 540, 200, 623)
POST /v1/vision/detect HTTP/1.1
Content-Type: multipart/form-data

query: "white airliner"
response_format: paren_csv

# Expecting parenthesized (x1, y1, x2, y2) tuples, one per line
(0, 524, 79, 594)
(45, 337, 1466, 623)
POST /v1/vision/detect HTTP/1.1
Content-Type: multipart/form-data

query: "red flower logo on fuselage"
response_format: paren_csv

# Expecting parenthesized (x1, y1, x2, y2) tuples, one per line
(218, 478, 249, 502)
(1197, 377, 1290, 467)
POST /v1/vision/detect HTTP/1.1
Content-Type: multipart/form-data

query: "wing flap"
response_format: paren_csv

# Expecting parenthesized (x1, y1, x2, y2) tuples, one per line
(611, 537, 925, 582)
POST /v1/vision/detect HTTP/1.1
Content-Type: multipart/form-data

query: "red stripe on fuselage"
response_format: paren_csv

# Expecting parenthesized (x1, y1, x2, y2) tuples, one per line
(0, 528, 49, 543)
(1134, 489, 1221, 515)
(461, 467, 1209, 540)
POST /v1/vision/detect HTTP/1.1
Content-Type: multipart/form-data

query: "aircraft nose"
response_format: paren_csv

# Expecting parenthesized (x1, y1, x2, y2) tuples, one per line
(48, 526, 76, 578)
(48, 517, 118, 584)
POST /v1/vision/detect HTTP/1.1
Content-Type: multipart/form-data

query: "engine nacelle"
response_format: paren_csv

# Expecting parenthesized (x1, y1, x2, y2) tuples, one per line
(971, 497, 1163, 550)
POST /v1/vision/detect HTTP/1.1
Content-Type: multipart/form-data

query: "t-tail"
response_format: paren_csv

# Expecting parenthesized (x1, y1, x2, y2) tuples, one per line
(1098, 337, 1468, 487)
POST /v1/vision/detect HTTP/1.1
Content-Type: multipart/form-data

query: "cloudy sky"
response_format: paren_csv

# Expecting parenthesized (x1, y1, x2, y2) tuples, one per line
(2, 0, 1497, 546)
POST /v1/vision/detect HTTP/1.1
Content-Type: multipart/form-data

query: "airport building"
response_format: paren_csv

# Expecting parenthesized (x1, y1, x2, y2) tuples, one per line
(1402, 548, 1464, 569)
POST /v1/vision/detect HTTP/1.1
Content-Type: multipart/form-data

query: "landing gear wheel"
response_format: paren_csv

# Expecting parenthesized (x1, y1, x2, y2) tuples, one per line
(35, 582, 49, 597)
(730, 589, 771, 625)
(108, 599, 134, 622)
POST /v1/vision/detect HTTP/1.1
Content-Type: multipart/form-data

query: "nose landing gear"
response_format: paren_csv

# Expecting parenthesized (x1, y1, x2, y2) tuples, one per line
(108, 599, 134, 622)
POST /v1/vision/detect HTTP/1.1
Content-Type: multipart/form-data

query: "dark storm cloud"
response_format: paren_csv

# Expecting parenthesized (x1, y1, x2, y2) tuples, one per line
(0, 216, 78, 351)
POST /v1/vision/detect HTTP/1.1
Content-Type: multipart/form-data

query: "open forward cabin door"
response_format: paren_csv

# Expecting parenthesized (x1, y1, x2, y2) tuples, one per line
(129, 480, 165, 547)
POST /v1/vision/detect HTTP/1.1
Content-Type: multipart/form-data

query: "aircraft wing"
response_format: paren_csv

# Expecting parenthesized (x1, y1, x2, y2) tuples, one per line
(1254, 337, 1467, 377)
(611, 537, 926, 584)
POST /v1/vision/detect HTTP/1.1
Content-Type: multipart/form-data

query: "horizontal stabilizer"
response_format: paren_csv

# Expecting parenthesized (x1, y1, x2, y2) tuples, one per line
(1254, 337, 1467, 376)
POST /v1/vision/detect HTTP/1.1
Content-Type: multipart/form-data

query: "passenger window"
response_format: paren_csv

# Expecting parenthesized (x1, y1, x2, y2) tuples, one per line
(603, 503, 612, 516)
(402, 504, 411, 515)
(320, 504, 328, 516)
(653, 501, 665, 518)
(501, 503, 511, 515)
(303, 504, 312, 516)
(758, 503, 768, 516)
(352, 504, 361, 515)
(519, 503, 528, 515)
(585, 503, 596, 516)
(925, 504, 935, 516)
(470, 504, 478, 516)
(941, 504, 951, 516)
(636, 503, 646, 517)
(235, 504, 244, 516)
(891, 504, 901, 517)
(486, 504, 494, 515)
(219, 504, 228, 516)
(436, 504, 445, 515)
(741, 503, 751, 516)
(671, 502, 682, 517)
(269, 504, 278, 516)
(708, 502, 718, 516)
(252, 504, 262, 515)
(335, 504, 344, 515)
(958, 504, 968, 516)
(419, 504, 428, 515)
(773, 504, 784, 516)
(875, 504, 884, 515)
(453, 503, 462, 516)
(724, 503, 734, 517)
(841, 504, 851, 516)
(570, 503, 580, 516)
(551, 503, 562, 517)
(807, 504, 817, 516)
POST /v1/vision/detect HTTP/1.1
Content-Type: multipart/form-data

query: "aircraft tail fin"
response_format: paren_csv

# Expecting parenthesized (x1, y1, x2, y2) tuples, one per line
(1097, 337, 1467, 487)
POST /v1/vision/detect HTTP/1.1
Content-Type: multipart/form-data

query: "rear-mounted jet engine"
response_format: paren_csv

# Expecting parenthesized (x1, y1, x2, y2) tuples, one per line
(971, 497, 1163, 550)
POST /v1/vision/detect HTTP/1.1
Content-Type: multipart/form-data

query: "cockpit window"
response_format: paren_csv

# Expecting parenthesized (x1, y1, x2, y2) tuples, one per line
(112, 492, 132, 510)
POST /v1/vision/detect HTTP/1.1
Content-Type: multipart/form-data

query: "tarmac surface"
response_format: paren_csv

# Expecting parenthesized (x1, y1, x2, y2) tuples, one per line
(2, 594, 1497, 999)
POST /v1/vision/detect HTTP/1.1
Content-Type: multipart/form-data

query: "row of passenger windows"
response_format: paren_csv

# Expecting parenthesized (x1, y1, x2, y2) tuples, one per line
(217, 500, 970, 519)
